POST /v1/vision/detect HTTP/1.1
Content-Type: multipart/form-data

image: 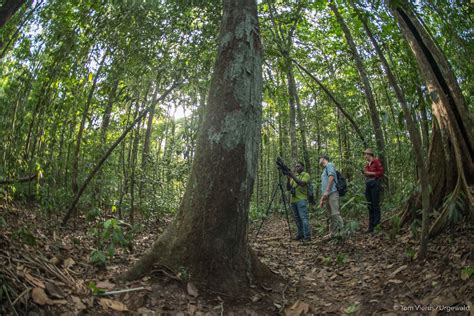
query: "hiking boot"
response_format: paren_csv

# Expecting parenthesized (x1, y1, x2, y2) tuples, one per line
(294, 235, 303, 241)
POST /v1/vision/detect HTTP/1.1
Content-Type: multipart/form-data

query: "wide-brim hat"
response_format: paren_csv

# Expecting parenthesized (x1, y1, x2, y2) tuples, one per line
(363, 148, 374, 155)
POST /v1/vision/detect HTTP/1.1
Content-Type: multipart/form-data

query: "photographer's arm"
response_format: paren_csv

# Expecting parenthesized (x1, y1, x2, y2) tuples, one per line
(289, 172, 307, 187)
(319, 175, 334, 208)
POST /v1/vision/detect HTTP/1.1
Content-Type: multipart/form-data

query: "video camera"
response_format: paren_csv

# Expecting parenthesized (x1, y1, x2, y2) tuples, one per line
(276, 156, 291, 176)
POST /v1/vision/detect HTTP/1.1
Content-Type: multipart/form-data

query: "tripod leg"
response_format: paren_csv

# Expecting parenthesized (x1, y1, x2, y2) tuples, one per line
(255, 182, 279, 239)
(278, 182, 292, 238)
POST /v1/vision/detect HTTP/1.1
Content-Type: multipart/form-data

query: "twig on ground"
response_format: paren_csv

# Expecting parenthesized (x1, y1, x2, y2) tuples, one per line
(98, 287, 146, 296)
(12, 287, 31, 306)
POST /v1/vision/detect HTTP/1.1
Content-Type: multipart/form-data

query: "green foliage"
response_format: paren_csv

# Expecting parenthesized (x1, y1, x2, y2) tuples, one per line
(336, 253, 348, 265)
(343, 302, 360, 314)
(336, 220, 359, 240)
(410, 218, 421, 239)
(177, 266, 189, 281)
(87, 281, 106, 295)
(444, 192, 465, 224)
(405, 247, 416, 261)
(89, 249, 107, 267)
(461, 267, 474, 280)
(389, 215, 401, 240)
(89, 218, 131, 266)
(12, 227, 36, 246)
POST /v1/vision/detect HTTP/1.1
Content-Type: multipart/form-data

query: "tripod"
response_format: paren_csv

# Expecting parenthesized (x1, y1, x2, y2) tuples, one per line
(255, 171, 292, 240)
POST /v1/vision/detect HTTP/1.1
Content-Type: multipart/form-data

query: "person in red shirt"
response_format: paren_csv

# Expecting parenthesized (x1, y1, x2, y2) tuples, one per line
(363, 148, 384, 233)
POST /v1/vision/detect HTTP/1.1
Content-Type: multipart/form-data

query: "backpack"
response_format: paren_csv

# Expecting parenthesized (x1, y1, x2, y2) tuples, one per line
(335, 171, 348, 196)
(307, 181, 316, 205)
(325, 168, 348, 197)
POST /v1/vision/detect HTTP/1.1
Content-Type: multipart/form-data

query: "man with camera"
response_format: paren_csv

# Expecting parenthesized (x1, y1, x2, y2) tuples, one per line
(278, 159, 311, 242)
(319, 154, 344, 239)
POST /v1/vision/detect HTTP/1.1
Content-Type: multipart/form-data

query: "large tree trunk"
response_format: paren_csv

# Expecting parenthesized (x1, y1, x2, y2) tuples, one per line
(0, 0, 27, 28)
(329, 2, 387, 172)
(388, 0, 474, 235)
(121, 0, 273, 296)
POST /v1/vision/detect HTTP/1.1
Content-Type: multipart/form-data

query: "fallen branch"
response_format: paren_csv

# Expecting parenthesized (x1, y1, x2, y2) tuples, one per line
(0, 173, 37, 185)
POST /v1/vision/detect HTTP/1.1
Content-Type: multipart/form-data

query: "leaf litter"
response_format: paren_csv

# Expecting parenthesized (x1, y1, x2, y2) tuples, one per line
(0, 202, 472, 315)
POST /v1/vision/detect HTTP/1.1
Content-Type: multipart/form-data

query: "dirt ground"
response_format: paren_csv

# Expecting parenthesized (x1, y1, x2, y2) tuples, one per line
(0, 202, 473, 315)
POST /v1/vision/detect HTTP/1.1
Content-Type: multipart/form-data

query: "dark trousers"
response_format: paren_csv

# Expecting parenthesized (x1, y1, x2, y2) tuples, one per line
(365, 179, 381, 232)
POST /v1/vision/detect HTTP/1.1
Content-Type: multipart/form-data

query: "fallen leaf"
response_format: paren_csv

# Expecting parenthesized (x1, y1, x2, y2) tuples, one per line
(46, 282, 64, 299)
(96, 280, 115, 290)
(32, 287, 49, 305)
(187, 282, 199, 297)
(49, 256, 61, 266)
(99, 298, 128, 311)
(63, 258, 75, 269)
(284, 300, 310, 316)
(49, 299, 67, 305)
(72, 296, 86, 310)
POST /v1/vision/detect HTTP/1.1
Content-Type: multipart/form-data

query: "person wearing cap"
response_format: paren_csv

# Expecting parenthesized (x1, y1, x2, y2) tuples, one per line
(363, 148, 384, 233)
(319, 154, 344, 239)
(286, 161, 311, 242)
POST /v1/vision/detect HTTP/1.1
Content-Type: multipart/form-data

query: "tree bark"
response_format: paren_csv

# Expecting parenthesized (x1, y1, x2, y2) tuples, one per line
(388, 0, 474, 237)
(0, 0, 27, 28)
(121, 0, 274, 296)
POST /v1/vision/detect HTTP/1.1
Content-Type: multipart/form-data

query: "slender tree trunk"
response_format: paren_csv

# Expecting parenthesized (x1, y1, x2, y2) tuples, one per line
(71, 50, 108, 194)
(287, 63, 310, 173)
(295, 60, 368, 148)
(330, 2, 387, 171)
(121, 0, 274, 296)
(357, 8, 432, 258)
(62, 85, 178, 225)
(417, 86, 430, 153)
(286, 62, 298, 163)
(101, 79, 119, 145)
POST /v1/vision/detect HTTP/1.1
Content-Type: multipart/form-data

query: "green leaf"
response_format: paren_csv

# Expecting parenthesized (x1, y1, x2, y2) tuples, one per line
(461, 267, 474, 281)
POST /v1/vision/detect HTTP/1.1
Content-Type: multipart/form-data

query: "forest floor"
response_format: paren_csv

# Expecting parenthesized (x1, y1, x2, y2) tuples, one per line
(0, 202, 473, 315)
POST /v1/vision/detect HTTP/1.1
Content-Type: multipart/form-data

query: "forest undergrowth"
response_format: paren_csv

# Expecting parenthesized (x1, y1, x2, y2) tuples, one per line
(0, 201, 472, 315)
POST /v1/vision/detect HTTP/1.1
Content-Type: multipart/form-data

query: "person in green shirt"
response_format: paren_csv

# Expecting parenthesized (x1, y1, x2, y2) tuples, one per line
(286, 161, 311, 242)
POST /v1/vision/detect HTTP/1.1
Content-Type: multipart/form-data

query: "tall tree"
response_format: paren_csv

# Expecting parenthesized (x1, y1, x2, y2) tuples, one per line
(355, 6, 432, 258)
(329, 1, 387, 173)
(387, 0, 474, 235)
(121, 0, 272, 296)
